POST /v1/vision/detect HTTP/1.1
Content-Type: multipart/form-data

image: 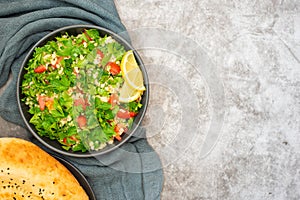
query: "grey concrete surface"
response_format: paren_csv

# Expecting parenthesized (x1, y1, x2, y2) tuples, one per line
(1, 0, 299, 199)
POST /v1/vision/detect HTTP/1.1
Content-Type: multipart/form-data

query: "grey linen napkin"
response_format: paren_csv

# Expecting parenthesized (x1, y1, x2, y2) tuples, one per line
(0, 0, 163, 199)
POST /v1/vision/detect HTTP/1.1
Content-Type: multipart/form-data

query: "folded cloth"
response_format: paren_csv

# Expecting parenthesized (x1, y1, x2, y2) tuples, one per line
(0, 0, 163, 199)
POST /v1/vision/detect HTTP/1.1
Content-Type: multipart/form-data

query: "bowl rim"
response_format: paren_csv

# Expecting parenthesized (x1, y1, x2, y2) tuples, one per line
(17, 24, 149, 157)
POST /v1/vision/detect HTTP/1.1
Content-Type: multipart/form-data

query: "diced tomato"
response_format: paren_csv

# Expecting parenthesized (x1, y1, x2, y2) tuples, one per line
(115, 135, 122, 141)
(74, 98, 84, 107)
(97, 49, 104, 59)
(70, 135, 79, 142)
(114, 123, 129, 141)
(114, 125, 119, 133)
(114, 124, 127, 134)
(38, 96, 54, 111)
(34, 65, 46, 73)
(62, 136, 78, 145)
(114, 124, 123, 141)
(129, 112, 137, 117)
(94, 49, 104, 65)
(77, 115, 87, 129)
(117, 108, 137, 119)
(117, 108, 131, 119)
(63, 136, 78, 145)
(107, 62, 121, 75)
(83, 30, 93, 41)
(74, 98, 89, 110)
(38, 96, 46, 111)
(52, 56, 64, 69)
(108, 93, 118, 107)
(57, 56, 64, 63)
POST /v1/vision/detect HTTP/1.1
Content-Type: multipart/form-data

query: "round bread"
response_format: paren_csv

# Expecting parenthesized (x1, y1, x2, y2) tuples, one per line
(0, 137, 89, 200)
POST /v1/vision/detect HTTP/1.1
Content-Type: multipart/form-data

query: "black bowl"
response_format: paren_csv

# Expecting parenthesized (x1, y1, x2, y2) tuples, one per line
(17, 25, 149, 157)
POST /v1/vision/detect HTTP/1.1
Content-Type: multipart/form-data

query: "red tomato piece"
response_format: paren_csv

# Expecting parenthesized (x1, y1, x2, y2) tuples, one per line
(107, 62, 121, 75)
(94, 49, 104, 65)
(83, 30, 93, 41)
(115, 135, 122, 141)
(34, 65, 46, 73)
(77, 115, 87, 129)
(74, 98, 89, 110)
(52, 56, 64, 69)
(38, 96, 46, 111)
(114, 125, 120, 134)
(117, 109, 131, 119)
(97, 49, 104, 59)
(70, 135, 79, 142)
(114, 124, 124, 141)
(129, 112, 137, 117)
(117, 108, 137, 119)
(108, 93, 119, 107)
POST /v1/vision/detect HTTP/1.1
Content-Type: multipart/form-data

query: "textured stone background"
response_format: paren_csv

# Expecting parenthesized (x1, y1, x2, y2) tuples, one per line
(1, 0, 299, 199)
(115, 0, 300, 199)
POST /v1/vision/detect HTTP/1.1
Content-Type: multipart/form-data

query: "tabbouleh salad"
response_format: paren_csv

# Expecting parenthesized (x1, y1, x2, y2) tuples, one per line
(21, 29, 144, 152)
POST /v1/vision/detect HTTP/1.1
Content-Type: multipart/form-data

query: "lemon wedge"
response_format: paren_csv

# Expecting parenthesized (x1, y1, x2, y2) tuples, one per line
(120, 50, 146, 91)
(119, 81, 142, 103)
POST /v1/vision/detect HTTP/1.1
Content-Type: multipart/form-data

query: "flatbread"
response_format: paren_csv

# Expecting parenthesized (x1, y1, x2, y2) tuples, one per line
(0, 137, 89, 200)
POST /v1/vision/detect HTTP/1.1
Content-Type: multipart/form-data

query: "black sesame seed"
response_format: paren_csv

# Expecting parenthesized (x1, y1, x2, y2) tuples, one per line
(3, 186, 5, 189)
(7, 168, 9, 170)
(53, 181, 55, 184)
(13, 197, 16, 200)
(0, 169, 3, 172)
(32, 184, 35, 187)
